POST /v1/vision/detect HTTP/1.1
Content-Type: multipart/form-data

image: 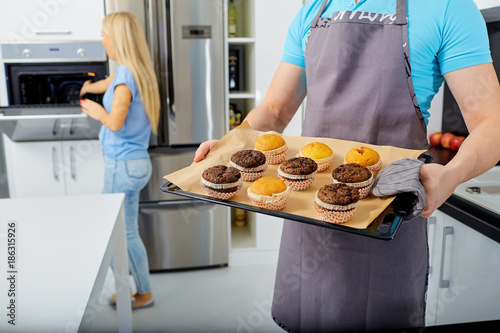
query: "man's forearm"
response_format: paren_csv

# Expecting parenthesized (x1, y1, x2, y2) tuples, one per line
(445, 118, 500, 185)
(245, 103, 292, 133)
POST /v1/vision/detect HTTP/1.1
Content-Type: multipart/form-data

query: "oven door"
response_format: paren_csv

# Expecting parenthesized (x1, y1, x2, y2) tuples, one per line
(0, 62, 107, 141)
(0, 105, 101, 141)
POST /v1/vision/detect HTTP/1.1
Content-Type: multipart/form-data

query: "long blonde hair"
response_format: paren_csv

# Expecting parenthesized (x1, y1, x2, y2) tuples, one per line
(102, 11, 160, 134)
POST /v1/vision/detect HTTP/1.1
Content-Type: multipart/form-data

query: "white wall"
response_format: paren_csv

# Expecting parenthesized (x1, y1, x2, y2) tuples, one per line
(474, 0, 500, 10)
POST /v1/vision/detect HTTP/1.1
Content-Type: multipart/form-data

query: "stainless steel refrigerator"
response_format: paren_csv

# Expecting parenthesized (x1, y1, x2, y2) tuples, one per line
(106, 0, 228, 270)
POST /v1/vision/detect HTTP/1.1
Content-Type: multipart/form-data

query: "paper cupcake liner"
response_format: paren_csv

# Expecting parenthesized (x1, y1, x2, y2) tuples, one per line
(240, 170, 265, 182)
(367, 159, 383, 177)
(262, 148, 288, 165)
(249, 193, 289, 211)
(257, 144, 288, 156)
(247, 186, 291, 204)
(200, 177, 242, 190)
(201, 183, 243, 200)
(313, 201, 357, 224)
(278, 175, 315, 191)
(298, 152, 334, 172)
(228, 160, 268, 173)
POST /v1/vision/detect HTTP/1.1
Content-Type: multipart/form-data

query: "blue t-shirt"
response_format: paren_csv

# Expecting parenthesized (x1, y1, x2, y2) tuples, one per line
(99, 65, 151, 160)
(283, 0, 492, 124)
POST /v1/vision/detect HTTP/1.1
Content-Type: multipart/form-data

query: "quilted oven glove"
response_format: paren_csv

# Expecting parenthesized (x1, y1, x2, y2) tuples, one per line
(371, 158, 425, 220)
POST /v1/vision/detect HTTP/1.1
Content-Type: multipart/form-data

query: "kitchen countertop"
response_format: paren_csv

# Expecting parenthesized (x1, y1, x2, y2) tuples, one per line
(426, 146, 500, 243)
(0, 194, 132, 332)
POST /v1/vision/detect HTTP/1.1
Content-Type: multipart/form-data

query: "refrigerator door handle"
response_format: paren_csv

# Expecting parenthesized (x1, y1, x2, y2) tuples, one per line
(145, 0, 158, 72)
(147, 0, 174, 144)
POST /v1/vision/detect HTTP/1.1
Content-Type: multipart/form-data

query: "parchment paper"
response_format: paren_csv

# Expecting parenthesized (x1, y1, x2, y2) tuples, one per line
(164, 122, 425, 229)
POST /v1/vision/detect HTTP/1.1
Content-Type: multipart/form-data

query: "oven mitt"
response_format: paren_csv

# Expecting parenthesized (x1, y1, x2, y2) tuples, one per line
(371, 158, 425, 220)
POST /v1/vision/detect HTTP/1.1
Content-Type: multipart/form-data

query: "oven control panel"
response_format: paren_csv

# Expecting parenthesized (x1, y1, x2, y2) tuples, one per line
(1, 42, 106, 62)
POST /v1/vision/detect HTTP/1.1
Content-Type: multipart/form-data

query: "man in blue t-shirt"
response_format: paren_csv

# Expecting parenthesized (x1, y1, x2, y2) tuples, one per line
(195, 0, 500, 331)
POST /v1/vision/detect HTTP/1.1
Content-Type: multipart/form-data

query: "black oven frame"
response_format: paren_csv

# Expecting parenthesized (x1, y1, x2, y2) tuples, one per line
(5, 61, 108, 106)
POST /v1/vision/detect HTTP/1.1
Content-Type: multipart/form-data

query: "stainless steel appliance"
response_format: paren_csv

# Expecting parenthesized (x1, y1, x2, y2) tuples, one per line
(106, 0, 229, 270)
(0, 41, 108, 141)
(139, 147, 228, 271)
(145, 0, 226, 147)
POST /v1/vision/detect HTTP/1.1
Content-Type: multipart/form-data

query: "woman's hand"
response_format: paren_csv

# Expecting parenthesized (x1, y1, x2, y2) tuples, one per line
(193, 140, 219, 164)
(80, 80, 91, 96)
(80, 99, 107, 122)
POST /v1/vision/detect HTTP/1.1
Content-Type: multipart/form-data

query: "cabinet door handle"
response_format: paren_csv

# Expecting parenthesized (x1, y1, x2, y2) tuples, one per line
(439, 226, 454, 288)
(52, 146, 59, 182)
(69, 146, 76, 181)
(427, 216, 437, 275)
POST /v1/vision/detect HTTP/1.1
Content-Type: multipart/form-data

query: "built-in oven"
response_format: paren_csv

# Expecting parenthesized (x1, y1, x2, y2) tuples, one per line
(0, 41, 108, 141)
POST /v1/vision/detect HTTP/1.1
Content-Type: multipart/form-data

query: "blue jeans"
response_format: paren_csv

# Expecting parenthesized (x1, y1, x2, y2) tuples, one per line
(103, 155, 152, 294)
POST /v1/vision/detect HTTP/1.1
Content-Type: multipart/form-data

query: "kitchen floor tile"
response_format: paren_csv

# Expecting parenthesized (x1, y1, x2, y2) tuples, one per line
(90, 264, 282, 333)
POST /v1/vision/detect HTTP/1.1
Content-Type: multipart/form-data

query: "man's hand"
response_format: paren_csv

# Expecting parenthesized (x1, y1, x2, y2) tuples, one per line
(193, 140, 219, 164)
(419, 163, 459, 217)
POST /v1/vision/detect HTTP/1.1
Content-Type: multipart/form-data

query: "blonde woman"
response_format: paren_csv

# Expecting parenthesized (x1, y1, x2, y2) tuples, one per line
(80, 11, 160, 309)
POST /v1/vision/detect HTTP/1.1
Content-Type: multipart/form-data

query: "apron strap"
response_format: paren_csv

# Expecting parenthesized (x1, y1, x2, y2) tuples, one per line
(311, 0, 330, 28)
(395, 0, 408, 25)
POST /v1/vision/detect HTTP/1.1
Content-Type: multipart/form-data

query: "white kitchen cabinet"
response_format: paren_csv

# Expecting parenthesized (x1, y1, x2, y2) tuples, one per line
(426, 210, 500, 326)
(3, 136, 66, 197)
(62, 140, 104, 196)
(0, 0, 104, 41)
(3, 135, 104, 198)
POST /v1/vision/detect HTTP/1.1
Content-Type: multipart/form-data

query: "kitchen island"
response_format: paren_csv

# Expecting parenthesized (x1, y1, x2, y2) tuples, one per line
(0, 194, 131, 333)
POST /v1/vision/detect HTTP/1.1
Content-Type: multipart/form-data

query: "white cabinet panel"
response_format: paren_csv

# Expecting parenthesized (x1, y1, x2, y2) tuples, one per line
(3, 135, 104, 198)
(435, 215, 500, 325)
(426, 210, 500, 326)
(62, 140, 103, 196)
(3, 135, 65, 197)
(0, 0, 104, 41)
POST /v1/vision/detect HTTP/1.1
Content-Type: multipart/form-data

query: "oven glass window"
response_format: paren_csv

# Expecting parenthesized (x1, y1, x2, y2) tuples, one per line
(6, 62, 107, 106)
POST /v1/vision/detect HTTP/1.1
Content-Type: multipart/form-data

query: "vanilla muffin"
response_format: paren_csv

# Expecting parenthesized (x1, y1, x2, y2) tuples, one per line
(277, 157, 317, 191)
(229, 150, 268, 182)
(255, 133, 288, 165)
(344, 146, 383, 177)
(200, 165, 242, 200)
(332, 163, 374, 199)
(247, 176, 291, 210)
(313, 183, 359, 224)
(299, 142, 334, 172)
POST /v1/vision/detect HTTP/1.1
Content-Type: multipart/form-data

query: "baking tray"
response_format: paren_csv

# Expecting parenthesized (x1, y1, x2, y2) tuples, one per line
(161, 154, 432, 241)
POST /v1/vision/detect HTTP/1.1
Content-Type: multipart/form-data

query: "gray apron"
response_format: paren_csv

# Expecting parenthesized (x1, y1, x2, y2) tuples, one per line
(272, 0, 429, 331)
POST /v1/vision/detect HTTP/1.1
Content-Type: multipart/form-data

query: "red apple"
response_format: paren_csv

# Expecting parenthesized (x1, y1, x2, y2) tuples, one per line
(449, 136, 465, 151)
(440, 132, 455, 149)
(429, 132, 443, 146)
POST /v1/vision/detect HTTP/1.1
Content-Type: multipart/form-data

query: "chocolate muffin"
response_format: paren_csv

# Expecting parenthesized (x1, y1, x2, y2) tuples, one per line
(332, 163, 371, 183)
(200, 165, 243, 199)
(332, 163, 374, 199)
(229, 150, 268, 182)
(280, 157, 317, 175)
(317, 183, 360, 207)
(313, 183, 360, 224)
(277, 157, 318, 191)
